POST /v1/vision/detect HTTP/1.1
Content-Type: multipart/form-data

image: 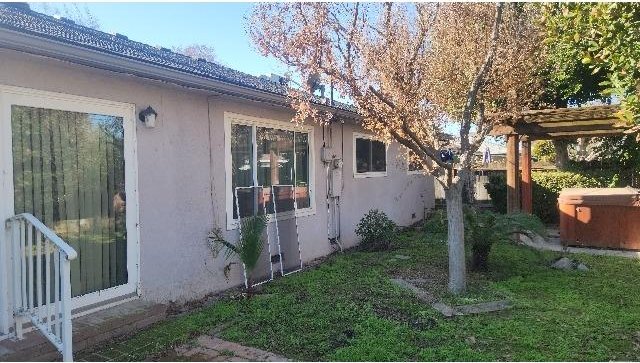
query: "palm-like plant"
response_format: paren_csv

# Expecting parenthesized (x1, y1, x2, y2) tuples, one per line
(208, 214, 267, 295)
(464, 208, 545, 271)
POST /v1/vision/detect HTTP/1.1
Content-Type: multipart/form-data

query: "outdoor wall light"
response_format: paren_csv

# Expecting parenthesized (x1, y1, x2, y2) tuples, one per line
(139, 106, 158, 128)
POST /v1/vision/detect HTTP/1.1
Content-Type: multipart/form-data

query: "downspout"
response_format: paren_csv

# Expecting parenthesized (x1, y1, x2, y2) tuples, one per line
(338, 121, 344, 243)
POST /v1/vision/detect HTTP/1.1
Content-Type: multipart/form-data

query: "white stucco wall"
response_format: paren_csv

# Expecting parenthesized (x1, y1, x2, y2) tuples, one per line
(0, 49, 435, 304)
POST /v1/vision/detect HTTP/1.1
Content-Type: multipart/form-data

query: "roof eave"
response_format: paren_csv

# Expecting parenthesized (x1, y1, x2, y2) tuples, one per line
(0, 27, 360, 121)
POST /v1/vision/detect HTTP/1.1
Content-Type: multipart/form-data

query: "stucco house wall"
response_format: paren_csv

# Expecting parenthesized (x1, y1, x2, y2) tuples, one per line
(338, 122, 434, 245)
(0, 48, 434, 304)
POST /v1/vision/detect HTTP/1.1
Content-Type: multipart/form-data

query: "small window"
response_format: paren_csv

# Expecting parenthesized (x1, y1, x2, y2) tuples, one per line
(354, 134, 387, 177)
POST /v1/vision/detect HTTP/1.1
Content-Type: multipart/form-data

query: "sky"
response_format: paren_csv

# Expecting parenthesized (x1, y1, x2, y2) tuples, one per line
(29, 2, 288, 78)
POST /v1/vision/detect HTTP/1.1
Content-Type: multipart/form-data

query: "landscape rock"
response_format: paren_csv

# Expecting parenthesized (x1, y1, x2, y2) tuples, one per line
(551, 257, 574, 270)
(465, 336, 477, 345)
(394, 254, 411, 260)
(519, 232, 547, 246)
(576, 263, 589, 271)
(551, 257, 589, 271)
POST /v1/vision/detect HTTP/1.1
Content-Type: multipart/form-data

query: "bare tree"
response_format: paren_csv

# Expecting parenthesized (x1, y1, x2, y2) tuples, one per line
(249, 3, 541, 294)
(34, 3, 100, 29)
(172, 44, 217, 63)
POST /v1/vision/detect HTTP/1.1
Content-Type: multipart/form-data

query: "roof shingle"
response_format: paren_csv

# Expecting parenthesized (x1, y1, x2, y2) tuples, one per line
(0, 3, 356, 113)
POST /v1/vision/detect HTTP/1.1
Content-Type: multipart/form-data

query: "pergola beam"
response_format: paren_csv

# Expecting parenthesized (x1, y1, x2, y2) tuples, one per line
(488, 105, 635, 215)
(518, 104, 620, 122)
(489, 105, 628, 140)
(491, 122, 627, 139)
(543, 129, 628, 139)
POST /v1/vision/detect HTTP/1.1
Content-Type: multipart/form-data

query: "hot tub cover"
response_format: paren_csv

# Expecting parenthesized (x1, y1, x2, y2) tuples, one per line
(558, 187, 640, 206)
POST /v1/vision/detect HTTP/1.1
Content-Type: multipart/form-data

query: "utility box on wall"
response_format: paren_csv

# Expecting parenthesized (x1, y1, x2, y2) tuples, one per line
(330, 166, 342, 197)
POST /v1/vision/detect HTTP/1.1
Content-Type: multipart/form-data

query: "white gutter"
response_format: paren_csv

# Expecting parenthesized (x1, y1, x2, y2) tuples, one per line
(0, 27, 360, 121)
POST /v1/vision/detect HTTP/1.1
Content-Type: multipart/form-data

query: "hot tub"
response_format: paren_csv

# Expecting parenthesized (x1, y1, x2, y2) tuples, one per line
(558, 187, 640, 250)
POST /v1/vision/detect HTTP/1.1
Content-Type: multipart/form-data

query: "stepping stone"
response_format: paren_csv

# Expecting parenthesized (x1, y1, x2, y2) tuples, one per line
(389, 278, 511, 318)
(432, 302, 455, 317)
(390, 278, 435, 303)
(454, 300, 512, 315)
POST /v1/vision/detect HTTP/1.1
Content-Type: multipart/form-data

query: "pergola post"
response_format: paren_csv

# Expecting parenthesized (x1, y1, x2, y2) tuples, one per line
(520, 137, 533, 214)
(506, 134, 520, 213)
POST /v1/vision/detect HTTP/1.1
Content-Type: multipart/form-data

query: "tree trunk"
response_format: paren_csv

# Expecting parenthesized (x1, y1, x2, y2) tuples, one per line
(445, 181, 466, 294)
(553, 139, 570, 170)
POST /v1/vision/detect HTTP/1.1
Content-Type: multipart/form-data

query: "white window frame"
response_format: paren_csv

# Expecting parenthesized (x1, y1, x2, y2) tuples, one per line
(404, 147, 430, 175)
(353, 132, 388, 178)
(0, 85, 140, 323)
(224, 112, 316, 230)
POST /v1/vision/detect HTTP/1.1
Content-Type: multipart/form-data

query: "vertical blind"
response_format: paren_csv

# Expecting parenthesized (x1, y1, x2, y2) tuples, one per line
(12, 105, 128, 298)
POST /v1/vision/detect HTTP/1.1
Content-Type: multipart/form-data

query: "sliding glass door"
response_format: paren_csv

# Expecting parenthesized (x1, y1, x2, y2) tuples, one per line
(0, 86, 138, 307)
(12, 106, 128, 297)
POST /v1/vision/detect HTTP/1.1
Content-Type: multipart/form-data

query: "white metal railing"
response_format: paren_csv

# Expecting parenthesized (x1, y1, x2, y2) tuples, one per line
(6, 213, 77, 362)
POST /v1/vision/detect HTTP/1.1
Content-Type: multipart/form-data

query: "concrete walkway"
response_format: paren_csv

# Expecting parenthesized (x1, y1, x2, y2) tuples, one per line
(171, 336, 289, 362)
(520, 229, 640, 259)
(4, 299, 167, 362)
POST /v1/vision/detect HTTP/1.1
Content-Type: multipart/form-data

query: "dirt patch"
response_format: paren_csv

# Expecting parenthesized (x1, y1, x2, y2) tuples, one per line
(165, 336, 289, 362)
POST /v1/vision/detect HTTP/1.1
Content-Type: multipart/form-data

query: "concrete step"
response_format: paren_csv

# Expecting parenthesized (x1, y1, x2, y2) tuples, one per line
(0, 299, 166, 362)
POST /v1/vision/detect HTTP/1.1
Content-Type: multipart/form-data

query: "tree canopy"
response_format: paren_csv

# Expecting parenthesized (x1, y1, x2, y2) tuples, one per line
(250, 3, 541, 181)
(543, 3, 640, 129)
(249, 3, 543, 294)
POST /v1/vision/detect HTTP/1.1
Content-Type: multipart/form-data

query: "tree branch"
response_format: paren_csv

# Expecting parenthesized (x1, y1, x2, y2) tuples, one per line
(367, 86, 451, 171)
(460, 2, 504, 152)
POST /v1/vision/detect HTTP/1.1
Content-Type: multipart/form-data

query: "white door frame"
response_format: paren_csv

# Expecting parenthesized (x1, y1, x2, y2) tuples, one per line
(0, 85, 140, 334)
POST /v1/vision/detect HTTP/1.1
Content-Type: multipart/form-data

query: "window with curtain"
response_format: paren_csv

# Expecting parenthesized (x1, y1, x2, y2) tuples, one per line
(11, 105, 128, 298)
(230, 122, 311, 219)
(355, 136, 387, 174)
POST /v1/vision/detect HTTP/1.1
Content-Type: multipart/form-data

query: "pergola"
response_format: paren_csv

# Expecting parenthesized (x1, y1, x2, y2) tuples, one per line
(490, 105, 631, 214)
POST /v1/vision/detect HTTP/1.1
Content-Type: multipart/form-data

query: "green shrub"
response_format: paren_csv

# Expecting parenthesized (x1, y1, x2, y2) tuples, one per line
(531, 171, 605, 222)
(485, 170, 620, 223)
(355, 209, 397, 251)
(532, 140, 556, 164)
(484, 173, 508, 214)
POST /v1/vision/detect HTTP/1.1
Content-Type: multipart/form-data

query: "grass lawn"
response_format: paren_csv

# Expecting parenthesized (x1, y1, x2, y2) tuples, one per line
(81, 229, 640, 361)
